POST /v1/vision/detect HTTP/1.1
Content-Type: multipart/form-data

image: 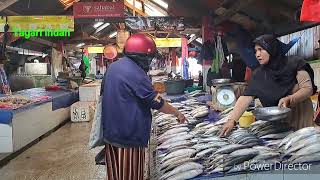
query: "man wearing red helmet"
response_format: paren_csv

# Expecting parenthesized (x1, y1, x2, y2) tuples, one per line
(101, 33, 186, 180)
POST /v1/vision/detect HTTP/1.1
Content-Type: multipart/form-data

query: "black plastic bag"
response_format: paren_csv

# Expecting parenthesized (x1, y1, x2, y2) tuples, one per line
(95, 148, 106, 165)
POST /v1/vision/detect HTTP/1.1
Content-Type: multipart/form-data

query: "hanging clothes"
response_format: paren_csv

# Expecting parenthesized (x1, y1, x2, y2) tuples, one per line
(212, 35, 226, 74)
(199, 40, 215, 63)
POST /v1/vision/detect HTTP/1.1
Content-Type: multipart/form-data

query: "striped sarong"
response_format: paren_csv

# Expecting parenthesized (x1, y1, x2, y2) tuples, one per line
(105, 144, 145, 180)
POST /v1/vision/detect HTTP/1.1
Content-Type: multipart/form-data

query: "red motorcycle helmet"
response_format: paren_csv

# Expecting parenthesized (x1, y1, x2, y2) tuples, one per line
(124, 33, 157, 55)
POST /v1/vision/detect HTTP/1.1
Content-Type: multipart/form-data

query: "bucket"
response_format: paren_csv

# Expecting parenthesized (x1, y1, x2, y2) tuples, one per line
(165, 79, 186, 95)
(239, 111, 255, 128)
(185, 79, 194, 88)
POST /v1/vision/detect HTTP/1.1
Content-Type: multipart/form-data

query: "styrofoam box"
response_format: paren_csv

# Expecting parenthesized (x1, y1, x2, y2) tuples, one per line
(71, 101, 96, 122)
(79, 84, 101, 102)
(0, 124, 13, 153)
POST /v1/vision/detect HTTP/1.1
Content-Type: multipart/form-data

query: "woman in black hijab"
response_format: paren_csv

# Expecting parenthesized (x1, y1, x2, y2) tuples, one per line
(220, 34, 317, 136)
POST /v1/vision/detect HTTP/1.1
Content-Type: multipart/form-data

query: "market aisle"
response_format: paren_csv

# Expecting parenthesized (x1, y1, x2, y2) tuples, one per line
(0, 122, 106, 180)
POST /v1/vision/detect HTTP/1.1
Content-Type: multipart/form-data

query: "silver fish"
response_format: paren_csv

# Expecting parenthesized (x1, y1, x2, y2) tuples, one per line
(251, 152, 280, 161)
(260, 131, 293, 139)
(292, 143, 320, 157)
(229, 148, 259, 157)
(159, 127, 189, 139)
(158, 140, 192, 150)
(284, 134, 320, 156)
(279, 127, 319, 148)
(158, 132, 188, 143)
(195, 121, 211, 129)
(195, 148, 217, 159)
(222, 156, 254, 168)
(283, 129, 320, 150)
(161, 158, 195, 172)
(193, 110, 209, 118)
(292, 152, 320, 164)
(160, 148, 197, 163)
(160, 162, 203, 180)
(160, 134, 194, 147)
(166, 169, 203, 180)
(214, 144, 248, 155)
(160, 156, 192, 169)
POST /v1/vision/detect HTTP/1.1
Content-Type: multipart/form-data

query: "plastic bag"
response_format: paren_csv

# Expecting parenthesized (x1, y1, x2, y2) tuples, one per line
(95, 148, 106, 165)
(89, 97, 104, 149)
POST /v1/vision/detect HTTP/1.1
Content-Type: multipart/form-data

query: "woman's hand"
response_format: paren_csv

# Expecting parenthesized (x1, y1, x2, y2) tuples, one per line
(278, 96, 292, 108)
(219, 119, 236, 137)
(176, 111, 187, 124)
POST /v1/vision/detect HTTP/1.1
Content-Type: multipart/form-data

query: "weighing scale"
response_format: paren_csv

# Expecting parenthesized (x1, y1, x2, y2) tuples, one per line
(211, 79, 237, 111)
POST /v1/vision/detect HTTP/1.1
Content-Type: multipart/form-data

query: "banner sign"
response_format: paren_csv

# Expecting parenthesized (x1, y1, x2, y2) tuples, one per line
(154, 38, 182, 48)
(0, 16, 74, 32)
(73, 2, 124, 19)
(87, 46, 104, 54)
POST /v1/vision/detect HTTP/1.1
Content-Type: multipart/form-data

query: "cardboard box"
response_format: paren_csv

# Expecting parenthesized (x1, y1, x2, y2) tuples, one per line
(71, 101, 96, 122)
(79, 83, 101, 102)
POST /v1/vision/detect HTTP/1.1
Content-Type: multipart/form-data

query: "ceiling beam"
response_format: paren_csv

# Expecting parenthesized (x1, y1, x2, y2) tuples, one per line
(146, 0, 168, 15)
(124, 0, 147, 16)
(0, 0, 19, 12)
(187, 33, 200, 44)
(213, 0, 254, 26)
(2, 9, 19, 15)
(29, 37, 57, 48)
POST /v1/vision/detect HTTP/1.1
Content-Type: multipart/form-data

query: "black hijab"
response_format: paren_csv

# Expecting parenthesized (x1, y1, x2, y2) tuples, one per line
(244, 34, 317, 107)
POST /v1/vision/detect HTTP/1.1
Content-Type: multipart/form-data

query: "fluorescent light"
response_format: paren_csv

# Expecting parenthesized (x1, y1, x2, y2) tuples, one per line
(95, 23, 110, 33)
(93, 22, 103, 28)
(76, 43, 85, 47)
(109, 31, 117, 38)
(154, 0, 168, 9)
(196, 38, 202, 44)
(145, 3, 166, 16)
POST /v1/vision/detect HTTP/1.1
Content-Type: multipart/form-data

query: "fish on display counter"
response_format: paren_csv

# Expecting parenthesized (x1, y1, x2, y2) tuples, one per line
(152, 96, 320, 179)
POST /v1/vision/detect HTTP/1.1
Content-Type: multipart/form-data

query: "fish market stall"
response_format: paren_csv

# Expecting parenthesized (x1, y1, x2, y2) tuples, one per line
(150, 94, 320, 179)
(0, 88, 78, 160)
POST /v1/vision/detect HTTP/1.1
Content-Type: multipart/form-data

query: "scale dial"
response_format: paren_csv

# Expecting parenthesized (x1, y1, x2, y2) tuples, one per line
(217, 88, 236, 106)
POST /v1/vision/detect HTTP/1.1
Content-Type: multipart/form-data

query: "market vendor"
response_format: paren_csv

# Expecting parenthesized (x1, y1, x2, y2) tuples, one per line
(102, 33, 187, 180)
(220, 34, 317, 137)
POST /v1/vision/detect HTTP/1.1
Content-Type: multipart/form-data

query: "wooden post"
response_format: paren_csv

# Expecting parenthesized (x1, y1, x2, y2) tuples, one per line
(133, 0, 136, 16)
(202, 16, 213, 92)
(181, 37, 188, 79)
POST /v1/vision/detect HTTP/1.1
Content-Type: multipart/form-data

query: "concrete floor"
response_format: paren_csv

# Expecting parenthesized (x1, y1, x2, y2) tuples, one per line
(0, 122, 106, 180)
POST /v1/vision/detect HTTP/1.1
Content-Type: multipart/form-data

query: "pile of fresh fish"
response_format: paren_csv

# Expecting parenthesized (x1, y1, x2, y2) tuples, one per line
(228, 128, 261, 147)
(250, 121, 292, 139)
(279, 127, 320, 164)
(248, 120, 292, 148)
(188, 90, 206, 97)
(189, 106, 209, 118)
(153, 97, 320, 179)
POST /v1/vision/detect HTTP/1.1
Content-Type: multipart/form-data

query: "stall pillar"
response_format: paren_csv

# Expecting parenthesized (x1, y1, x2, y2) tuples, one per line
(88, 53, 96, 76)
(51, 47, 63, 81)
(181, 37, 188, 79)
(202, 16, 214, 92)
(169, 48, 177, 74)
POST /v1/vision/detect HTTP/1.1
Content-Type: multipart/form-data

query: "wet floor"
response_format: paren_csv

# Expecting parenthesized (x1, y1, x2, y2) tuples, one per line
(0, 122, 106, 180)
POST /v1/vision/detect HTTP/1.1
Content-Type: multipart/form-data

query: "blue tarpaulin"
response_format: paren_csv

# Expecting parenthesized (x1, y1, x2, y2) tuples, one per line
(0, 110, 13, 124)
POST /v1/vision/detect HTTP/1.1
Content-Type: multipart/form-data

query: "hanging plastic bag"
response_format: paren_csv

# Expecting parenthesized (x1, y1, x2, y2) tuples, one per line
(300, 0, 320, 22)
(89, 96, 104, 149)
